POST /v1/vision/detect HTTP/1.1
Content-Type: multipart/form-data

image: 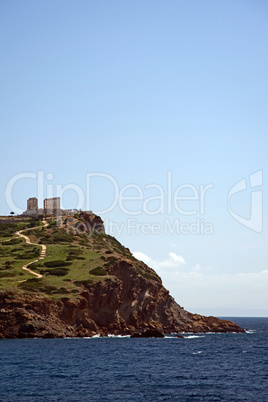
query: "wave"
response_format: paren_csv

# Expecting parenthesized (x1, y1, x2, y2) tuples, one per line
(183, 335, 205, 339)
(107, 334, 130, 338)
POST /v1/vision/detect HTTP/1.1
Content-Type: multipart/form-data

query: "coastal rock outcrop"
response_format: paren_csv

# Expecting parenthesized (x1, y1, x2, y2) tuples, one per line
(0, 259, 245, 338)
(130, 329, 165, 338)
(0, 212, 245, 338)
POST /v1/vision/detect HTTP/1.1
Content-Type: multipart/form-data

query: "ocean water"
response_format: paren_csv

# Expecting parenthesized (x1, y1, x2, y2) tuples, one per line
(0, 317, 267, 401)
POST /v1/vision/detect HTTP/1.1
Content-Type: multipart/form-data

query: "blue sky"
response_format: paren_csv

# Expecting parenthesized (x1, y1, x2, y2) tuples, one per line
(1, 0, 267, 316)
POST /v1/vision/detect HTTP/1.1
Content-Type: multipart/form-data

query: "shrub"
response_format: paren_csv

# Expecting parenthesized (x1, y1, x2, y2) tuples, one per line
(74, 279, 94, 286)
(48, 221, 57, 228)
(43, 267, 69, 276)
(51, 230, 74, 243)
(53, 287, 70, 294)
(43, 285, 58, 293)
(2, 238, 22, 246)
(15, 249, 40, 259)
(90, 267, 107, 276)
(10, 247, 24, 253)
(66, 256, 76, 261)
(27, 219, 39, 228)
(105, 256, 118, 265)
(0, 271, 16, 278)
(18, 278, 41, 291)
(68, 249, 84, 256)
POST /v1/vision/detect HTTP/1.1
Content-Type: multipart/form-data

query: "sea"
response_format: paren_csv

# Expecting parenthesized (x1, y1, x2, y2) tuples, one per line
(0, 317, 267, 401)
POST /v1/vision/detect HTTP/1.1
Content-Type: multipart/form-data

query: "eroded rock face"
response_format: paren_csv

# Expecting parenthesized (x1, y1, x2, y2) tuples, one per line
(0, 260, 245, 338)
(81, 212, 105, 234)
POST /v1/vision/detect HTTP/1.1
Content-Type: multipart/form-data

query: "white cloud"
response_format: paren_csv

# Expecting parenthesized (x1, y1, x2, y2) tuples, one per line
(158, 252, 186, 269)
(133, 251, 186, 272)
(132, 251, 268, 316)
(132, 251, 152, 265)
(163, 269, 268, 315)
(170, 252, 186, 264)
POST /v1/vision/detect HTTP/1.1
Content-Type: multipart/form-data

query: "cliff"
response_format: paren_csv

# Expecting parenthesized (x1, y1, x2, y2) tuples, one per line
(0, 213, 244, 338)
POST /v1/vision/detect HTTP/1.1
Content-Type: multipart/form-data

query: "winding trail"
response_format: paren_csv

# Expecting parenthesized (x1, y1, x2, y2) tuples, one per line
(16, 219, 48, 279)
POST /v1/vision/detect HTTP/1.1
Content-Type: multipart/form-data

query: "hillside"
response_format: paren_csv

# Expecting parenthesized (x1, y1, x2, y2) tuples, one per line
(0, 212, 244, 338)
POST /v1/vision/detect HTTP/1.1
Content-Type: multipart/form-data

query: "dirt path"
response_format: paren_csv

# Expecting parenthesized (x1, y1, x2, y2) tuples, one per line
(16, 219, 48, 279)
(0, 238, 12, 243)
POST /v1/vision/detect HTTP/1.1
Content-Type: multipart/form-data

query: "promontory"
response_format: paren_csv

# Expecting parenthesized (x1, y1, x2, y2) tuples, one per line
(0, 211, 244, 338)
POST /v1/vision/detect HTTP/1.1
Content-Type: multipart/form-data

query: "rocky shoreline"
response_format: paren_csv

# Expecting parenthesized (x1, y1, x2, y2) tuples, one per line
(0, 214, 245, 338)
(0, 260, 245, 339)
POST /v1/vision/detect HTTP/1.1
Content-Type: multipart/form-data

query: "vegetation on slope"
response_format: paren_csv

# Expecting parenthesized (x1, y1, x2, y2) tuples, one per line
(0, 213, 161, 301)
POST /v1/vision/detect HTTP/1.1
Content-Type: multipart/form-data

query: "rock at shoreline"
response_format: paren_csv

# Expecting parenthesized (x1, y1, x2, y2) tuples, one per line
(130, 329, 165, 338)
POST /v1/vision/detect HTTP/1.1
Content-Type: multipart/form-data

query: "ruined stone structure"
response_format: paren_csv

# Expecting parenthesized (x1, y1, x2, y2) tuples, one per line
(44, 197, 61, 215)
(27, 197, 38, 212)
(24, 197, 38, 216)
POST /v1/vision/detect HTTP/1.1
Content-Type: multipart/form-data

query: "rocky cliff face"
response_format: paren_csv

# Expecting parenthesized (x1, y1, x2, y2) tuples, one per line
(0, 258, 244, 338)
(0, 212, 245, 338)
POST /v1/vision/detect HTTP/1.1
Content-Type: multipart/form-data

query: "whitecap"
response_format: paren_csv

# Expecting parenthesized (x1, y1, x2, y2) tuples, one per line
(184, 335, 205, 339)
(107, 334, 130, 338)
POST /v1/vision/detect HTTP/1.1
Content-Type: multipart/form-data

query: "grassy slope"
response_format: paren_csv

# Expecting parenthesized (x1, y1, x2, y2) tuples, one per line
(0, 214, 161, 301)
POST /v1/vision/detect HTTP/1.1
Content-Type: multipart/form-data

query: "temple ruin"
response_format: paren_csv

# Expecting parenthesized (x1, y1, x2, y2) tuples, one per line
(27, 197, 38, 213)
(43, 197, 61, 216)
(22, 197, 61, 216)
(23, 197, 38, 216)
